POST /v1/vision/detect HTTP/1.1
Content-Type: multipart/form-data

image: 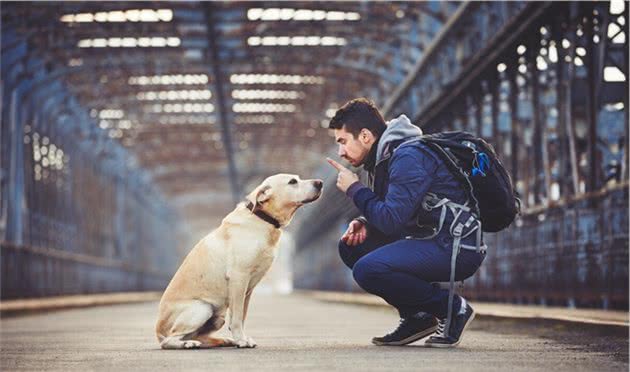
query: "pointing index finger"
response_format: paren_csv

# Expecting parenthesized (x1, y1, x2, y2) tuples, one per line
(326, 158, 345, 171)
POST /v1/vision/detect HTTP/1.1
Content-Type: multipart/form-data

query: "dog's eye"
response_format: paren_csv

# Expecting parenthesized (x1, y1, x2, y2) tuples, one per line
(288, 179, 297, 185)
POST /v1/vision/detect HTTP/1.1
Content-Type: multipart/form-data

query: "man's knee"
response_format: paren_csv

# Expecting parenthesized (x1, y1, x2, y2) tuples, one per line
(352, 256, 385, 291)
(338, 240, 355, 269)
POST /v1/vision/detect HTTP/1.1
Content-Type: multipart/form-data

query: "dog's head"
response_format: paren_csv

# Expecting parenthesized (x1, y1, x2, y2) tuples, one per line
(246, 174, 323, 227)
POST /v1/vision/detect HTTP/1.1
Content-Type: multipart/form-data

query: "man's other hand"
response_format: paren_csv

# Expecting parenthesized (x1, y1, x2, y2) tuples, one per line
(341, 220, 367, 246)
(326, 158, 359, 193)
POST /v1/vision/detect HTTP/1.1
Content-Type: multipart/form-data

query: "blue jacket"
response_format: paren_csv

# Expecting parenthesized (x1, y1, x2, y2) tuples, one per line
(346, 116, 478, 248)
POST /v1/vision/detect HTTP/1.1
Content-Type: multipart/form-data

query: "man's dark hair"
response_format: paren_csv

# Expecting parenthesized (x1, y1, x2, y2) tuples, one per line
(328, 98, 386, 138)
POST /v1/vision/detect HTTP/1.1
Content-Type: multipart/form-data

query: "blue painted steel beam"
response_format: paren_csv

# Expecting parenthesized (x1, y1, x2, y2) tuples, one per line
(382, 1, 541, 122)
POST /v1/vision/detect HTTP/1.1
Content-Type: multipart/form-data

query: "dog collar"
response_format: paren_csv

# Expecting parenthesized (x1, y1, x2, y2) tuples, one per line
(245, 201, 281, 229)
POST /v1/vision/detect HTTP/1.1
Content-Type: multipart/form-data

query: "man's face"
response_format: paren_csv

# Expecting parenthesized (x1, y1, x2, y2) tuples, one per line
(333, 127, 374, 167)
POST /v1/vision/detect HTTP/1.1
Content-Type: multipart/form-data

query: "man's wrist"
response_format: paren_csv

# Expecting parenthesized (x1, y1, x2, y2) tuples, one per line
(345, 181, 365, 198)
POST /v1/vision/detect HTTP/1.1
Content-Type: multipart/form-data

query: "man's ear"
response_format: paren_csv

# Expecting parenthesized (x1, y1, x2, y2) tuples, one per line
(255, 185, 272, 206)
(360, 128, 374, 144)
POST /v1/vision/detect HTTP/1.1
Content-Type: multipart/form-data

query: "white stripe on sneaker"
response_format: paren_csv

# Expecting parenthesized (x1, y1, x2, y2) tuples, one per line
(459, 297, 468, 315)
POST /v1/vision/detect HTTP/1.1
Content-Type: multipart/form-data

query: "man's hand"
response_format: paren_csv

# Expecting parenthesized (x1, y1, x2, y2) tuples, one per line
(326, 158, 359, 193)
(341, 220, 367, 246)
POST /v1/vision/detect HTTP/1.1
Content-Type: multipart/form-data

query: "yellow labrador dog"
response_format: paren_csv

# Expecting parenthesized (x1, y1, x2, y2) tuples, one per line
(156, 174, 323, 349)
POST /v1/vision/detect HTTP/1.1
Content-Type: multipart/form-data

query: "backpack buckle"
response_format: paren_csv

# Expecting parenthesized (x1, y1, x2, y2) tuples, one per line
(452, 223, 464, 237)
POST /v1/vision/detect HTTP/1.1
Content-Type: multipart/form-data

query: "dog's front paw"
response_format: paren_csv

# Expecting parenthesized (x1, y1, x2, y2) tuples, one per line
(183, 340, 202, 349)
(235, 336, 256, 348)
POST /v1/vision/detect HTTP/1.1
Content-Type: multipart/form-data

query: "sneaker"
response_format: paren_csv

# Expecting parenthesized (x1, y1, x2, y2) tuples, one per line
(425, 297, 475, 348)
(372, 313, 438, 346)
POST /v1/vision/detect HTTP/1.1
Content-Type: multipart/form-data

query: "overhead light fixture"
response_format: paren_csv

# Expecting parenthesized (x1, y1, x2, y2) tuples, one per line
(231, 90, 304, 100)
(99, 109, 124, 119)
(230, 74, 324, 85)
(247, 36, 346, 47)
(234, 115, 275, 124)
(116, 120, 134, 130)
(128, 74, 209, 85)
(233, 103, 296, 113)
(156, 115, 216, 125)
(247, 8, 360, 22)
(60, 9, 173, 23)
(136, 89, 212, 100)
(148, 103, 214, 113)
(77, 36, 180, 48)
(108, 129, 124, 139)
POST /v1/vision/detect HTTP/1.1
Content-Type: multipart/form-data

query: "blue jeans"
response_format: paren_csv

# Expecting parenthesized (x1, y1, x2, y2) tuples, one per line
(338, 230, 485, 319)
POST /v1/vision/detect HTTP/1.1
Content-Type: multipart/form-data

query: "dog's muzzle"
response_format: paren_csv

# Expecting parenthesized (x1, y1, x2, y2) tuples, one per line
(301, 190, 322, 204)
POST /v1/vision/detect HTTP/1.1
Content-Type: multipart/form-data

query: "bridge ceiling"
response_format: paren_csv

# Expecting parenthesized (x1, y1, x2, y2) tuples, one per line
(2, 1, 458, 228)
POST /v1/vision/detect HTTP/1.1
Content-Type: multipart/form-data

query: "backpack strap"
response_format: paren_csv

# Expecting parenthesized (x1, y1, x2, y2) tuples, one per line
(408, 192, 486, 339)
(418, 139, 482, 219)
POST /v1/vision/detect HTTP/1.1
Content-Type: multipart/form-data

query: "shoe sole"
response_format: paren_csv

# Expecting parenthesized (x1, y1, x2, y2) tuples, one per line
(424, 309, 476, 348)
(372, 325, 439, 346)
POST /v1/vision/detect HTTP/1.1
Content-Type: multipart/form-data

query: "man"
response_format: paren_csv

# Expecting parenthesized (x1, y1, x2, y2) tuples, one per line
(326, 98, 485, 348)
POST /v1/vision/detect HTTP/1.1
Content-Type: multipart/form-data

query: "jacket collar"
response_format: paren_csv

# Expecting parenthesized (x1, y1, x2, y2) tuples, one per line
(362, 141, 379, 173)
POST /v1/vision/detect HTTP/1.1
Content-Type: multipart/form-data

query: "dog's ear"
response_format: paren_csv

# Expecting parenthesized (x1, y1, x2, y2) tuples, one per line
(255, 185, 272, 206)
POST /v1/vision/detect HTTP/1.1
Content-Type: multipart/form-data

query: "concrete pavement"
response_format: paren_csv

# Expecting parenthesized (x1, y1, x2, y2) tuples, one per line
(1, 293, 627, 371)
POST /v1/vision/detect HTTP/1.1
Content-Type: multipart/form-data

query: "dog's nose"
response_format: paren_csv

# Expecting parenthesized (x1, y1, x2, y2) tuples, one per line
(313, 180, 323, 190)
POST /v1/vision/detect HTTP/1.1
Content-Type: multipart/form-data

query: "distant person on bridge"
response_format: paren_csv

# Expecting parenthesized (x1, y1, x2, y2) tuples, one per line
(326, 98, 485, 348)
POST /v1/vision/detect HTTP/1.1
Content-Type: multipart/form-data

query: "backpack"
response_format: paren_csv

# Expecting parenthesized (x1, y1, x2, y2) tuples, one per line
(418, 131, 520, 233)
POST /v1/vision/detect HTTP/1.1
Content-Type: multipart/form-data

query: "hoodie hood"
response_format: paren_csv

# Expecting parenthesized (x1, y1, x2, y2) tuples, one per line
(375, 114, 423, 164)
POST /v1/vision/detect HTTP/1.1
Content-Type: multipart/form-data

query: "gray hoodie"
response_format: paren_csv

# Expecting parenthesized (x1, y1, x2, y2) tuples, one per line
(375, 114, 424, 165)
